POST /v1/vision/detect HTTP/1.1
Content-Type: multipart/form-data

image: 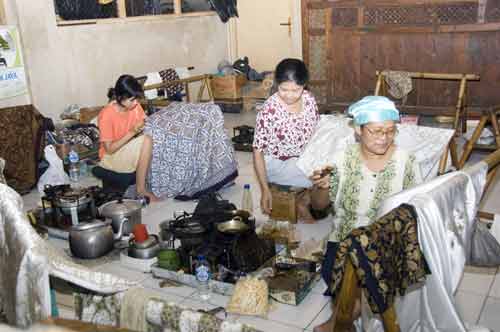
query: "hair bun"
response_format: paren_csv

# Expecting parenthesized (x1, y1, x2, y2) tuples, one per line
(107, 87, 115, 100)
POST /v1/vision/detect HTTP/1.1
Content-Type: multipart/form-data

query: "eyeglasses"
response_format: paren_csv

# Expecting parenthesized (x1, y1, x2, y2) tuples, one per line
(364, 126, 398, 138)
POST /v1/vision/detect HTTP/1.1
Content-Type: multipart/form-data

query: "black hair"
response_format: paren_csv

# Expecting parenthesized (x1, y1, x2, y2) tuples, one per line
(107, 74, 144, 104)
(274, 58, 309, 86)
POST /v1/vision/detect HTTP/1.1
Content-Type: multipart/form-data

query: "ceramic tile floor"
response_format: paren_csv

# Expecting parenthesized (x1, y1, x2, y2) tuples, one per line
(21, 110, 500, 331)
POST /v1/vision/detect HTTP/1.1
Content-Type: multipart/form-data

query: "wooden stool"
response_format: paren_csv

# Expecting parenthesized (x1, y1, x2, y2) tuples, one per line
(269, 183, 305, 223)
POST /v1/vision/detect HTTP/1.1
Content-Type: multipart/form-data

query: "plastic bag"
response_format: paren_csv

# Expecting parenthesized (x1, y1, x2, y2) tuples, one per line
(37, 145, 70, 195)
(468, 219, 500, 267)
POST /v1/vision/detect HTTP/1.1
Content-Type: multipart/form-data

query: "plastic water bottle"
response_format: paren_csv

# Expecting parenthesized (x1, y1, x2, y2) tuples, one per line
(195, 255, 211, 301)
(241, 184, 253, 213)
(68, 148, 80, 182)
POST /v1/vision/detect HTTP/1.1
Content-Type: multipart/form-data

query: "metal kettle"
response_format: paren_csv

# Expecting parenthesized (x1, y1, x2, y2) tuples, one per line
(69, 219, 127, 259)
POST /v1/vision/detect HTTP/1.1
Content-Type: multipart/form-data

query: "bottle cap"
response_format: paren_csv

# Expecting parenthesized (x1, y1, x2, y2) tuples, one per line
(244, 184, 250, 189)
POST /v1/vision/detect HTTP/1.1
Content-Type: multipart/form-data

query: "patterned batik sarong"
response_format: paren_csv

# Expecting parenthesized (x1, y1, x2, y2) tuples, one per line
(145, 102, 238, 199)
(329, 204, 430, 314)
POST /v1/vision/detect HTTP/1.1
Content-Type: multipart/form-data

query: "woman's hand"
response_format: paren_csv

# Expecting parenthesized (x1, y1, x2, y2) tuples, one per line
(138, 189, 160, 203)
(311, 166, 332, 190)
(131, 120, 145, 135)
(260, 188, 273, 215)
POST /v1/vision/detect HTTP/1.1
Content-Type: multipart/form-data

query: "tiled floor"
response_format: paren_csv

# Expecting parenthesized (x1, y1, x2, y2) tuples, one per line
(22, 109, 500, 331)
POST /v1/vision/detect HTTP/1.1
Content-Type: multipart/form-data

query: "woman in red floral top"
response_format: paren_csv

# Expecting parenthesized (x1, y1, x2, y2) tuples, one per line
(253, 58, 320, 215)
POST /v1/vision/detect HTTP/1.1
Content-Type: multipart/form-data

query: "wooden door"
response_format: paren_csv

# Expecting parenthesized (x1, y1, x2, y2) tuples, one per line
(236, 0, 300, 72)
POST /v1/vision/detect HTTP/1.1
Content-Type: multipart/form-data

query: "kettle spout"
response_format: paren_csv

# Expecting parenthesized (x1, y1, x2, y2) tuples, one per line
(113, 217, 128, 241)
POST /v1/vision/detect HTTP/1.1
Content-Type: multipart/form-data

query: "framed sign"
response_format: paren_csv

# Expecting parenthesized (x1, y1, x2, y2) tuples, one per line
(0, 26, 27, 99)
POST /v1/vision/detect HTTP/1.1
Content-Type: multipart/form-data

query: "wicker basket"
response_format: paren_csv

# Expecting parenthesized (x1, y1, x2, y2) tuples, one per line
(210, 74, 247, 100)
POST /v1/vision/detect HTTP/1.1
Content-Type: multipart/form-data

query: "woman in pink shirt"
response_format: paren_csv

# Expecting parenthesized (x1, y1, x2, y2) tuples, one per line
(253, 59, 320, 216)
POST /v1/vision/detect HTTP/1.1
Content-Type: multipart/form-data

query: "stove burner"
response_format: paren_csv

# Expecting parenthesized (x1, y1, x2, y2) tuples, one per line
(163, 211, 274, 282)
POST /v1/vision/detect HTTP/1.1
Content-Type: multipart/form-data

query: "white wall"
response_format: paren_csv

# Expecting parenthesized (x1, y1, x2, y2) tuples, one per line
(3, 0, 228, 119)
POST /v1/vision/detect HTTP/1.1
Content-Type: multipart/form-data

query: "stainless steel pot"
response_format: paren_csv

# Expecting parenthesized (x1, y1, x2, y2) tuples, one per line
(69, 221, 114, 259)
(99, 199, 143, 237)
(128, 235, 160, 259)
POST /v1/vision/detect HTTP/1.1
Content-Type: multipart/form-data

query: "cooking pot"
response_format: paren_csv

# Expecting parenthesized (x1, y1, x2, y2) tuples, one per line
(128, 235, 160, 259)
(217, 215, 255, 234)
(99, 198, 143, 237)
(69, 220, 126, 259)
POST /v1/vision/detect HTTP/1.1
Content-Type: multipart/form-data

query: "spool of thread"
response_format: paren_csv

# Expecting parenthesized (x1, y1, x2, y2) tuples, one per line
(133, 224, 149, 243)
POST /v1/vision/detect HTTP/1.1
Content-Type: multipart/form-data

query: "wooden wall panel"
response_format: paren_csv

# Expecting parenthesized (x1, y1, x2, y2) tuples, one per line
(303, 0, 500, 110)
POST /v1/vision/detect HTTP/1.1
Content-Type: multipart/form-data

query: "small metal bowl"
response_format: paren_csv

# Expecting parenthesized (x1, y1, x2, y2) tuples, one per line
(128, 238, 160, 259)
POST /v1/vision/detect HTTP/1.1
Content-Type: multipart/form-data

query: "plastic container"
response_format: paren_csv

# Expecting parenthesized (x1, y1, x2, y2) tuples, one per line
(68, 148, 80, 182)
(195, 255, 211, 301)
(241, 184, 253, 214)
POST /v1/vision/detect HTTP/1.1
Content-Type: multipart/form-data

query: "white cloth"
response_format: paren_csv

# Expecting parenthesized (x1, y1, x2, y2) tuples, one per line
(0, 183, 137, 327)
(144, 72, 162, 100)
(264, 155, 312, 187)
(296, 115, 454, 181)
(375, 161, 489, 332)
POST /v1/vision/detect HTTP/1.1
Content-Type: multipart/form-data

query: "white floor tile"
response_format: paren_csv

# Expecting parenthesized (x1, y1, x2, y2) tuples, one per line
(310, 278, 328, 295)
(478, 297, 500, 331)
(454, 290, 486, 325)
(489, 273, 500, 300)
(487, 270, 500, 299)
(266, 293, 330, 329)
(307, 300, 332, 330)
(226, 314, 305, 332)
(458, 271, 495, 296)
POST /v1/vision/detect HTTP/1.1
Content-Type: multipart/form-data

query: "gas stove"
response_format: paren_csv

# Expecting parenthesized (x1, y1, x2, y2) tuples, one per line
(39, 185, 123, 231)
(160, 212, 275, 283)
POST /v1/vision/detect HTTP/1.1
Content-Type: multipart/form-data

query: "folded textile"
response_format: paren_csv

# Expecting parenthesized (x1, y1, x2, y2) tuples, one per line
(120, 287, 161, 332)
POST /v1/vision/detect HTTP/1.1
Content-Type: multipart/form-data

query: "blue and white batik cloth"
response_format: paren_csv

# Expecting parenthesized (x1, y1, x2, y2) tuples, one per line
(144, 102, 238, 199)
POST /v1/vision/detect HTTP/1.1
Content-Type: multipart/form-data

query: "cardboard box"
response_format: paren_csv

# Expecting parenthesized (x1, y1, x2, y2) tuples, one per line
(270, 184, 305, 223)
(210, 74, 247, 100)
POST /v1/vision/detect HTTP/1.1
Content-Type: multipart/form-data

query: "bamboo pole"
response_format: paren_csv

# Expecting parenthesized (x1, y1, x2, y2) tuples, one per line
(483, 148, 500, 171)
(143, 74, 211, 91)
(375, 71, 479, 81)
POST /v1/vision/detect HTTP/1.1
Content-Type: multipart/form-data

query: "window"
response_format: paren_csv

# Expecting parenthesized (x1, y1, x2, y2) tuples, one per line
(54, 0, 215, 23)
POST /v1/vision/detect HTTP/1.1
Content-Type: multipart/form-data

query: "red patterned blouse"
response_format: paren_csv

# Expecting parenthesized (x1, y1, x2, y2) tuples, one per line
(253, 90, 320, 160)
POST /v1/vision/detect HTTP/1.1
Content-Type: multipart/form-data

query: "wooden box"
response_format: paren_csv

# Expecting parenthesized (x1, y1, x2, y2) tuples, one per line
(270, 184, 301, 223)
(79, 106, 102, 124)
(210, 74, 247, 99)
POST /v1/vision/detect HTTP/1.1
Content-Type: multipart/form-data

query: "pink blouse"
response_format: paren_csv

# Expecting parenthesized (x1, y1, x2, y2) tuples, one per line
(253, 90, 319, 160)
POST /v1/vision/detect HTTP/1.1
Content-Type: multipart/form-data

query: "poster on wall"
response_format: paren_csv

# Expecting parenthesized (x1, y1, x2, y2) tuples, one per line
(0, 25, 28, 99)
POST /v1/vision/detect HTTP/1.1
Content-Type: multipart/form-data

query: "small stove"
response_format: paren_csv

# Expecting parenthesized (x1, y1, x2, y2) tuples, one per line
(40, 185, 123, 230)
(41, 185, 98, 228)
(161, 212, 275, 283)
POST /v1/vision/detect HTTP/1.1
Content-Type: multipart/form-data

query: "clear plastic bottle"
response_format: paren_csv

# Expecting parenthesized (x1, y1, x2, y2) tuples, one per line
(68, 147, 80, 182)
(241, 184, 253, 214)
(194, 255, 211, 301)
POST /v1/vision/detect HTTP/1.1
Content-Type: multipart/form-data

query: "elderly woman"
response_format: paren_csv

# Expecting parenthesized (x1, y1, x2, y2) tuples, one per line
(311, 96, 422, 332)
(253, 58, 320, 217)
